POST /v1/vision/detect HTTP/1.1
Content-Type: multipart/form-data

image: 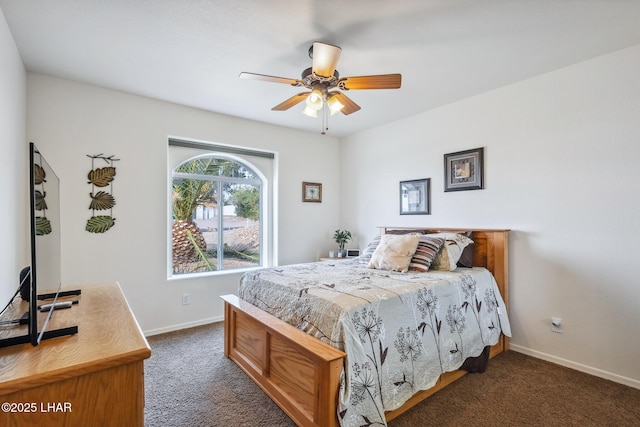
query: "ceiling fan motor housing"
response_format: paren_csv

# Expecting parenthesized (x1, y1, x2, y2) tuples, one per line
(301, 67, 340, 88)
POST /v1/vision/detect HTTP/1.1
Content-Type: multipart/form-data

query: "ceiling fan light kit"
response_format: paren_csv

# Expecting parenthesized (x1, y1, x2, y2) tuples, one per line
(327, 94, 344, 115)
(302, 105, 318, 118)
(239, 41, 401, 134)
(306, 89, 323, 110)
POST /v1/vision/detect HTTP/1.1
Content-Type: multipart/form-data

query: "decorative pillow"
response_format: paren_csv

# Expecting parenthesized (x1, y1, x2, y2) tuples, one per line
(359, 235, 382, 264)
(409, 236, 445, 272)
(360, 230, 421, 264)
(429, 232, 474, 271)
(456, 231, 474, 267)
(368, 234, 421, 273)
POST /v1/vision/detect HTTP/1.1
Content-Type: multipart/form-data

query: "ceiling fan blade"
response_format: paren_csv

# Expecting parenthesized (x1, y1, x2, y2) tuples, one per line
(271, 92, 309, 111)
(311, 42, 342, 78)
(330, 92, 361, 115)
(239, 72, 302, 86)
(339, 74, 402, 90)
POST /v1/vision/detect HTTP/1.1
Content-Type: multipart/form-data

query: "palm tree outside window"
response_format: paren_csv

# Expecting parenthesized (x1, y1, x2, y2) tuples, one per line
(171, 155, 263, 274)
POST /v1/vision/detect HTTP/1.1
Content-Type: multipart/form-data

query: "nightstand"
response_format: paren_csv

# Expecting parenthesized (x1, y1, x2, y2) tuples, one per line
(319, 257, 354, 262)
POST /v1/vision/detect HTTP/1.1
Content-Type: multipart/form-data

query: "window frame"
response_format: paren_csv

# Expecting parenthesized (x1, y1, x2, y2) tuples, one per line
(168, 139, 275, 280)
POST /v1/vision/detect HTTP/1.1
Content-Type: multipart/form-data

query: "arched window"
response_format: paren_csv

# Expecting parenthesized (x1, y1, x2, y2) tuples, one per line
(171, 152, 265, 275)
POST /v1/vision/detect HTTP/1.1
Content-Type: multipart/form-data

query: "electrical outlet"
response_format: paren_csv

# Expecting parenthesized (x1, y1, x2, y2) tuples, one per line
(551, 317, 562, 333)
(182, 293, 190, 305)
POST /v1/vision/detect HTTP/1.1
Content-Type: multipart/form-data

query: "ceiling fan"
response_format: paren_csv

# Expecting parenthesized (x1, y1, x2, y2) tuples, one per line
(239, 42, 401, 134)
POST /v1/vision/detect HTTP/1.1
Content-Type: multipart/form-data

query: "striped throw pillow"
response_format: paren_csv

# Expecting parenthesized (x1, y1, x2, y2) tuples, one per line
(409, 236, 445, 272)
(359, 235, 381, 264)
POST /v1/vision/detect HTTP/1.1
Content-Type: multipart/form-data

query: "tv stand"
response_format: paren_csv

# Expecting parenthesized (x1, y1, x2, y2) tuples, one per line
(0, 282, 150, 427)
(0, 288, 80, 348)
(0, 325, 78, 348)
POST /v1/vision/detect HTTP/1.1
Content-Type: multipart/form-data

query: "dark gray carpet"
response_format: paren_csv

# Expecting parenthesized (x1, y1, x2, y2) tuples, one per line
(144, 322, 640, 427)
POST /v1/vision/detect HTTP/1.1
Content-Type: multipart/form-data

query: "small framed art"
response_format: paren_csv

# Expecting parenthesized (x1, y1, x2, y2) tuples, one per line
(400, 178, 430, 215)
(302, 182, 322, 202)
(444, 147, 484, 192)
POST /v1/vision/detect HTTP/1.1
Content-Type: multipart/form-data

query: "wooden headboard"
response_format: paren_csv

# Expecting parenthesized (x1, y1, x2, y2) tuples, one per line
(379, 227, 510, 350)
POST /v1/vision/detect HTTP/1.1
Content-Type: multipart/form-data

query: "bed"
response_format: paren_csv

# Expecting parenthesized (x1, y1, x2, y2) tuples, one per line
(222, 227, 510, 427)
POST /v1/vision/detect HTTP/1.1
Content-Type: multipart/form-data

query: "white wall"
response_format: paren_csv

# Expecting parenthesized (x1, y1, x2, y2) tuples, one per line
(0, 9, 26, 307)
(26, 73, 341, 335)
(340, 45, 640, 387)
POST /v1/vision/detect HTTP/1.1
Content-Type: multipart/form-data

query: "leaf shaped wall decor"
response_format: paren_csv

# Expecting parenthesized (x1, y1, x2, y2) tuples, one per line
(33, 164, 46, 185)
(35, 216, 52, 235)
(85, 215, 116, 233)
(89, 191, 116, 210)
(86, 153, 119, 233)
(35, 190, 48, 211)
(87, 167, 116, 187)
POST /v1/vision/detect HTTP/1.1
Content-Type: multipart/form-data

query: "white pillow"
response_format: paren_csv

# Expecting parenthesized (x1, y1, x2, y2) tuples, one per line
(367, 233, 421, 273)
(429, 232, 474, 271)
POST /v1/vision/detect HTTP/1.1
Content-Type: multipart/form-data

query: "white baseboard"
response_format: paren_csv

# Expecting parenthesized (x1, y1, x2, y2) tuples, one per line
(510, 344, 640, 390)
(142, 325, 640, 390)
(143, 316, 223, 337)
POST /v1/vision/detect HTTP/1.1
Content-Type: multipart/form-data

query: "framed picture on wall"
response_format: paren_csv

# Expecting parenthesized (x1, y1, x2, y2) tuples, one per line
(444, 147, 484, 192)
(302, 182, 322, 202)
(400, 178, 430, 215)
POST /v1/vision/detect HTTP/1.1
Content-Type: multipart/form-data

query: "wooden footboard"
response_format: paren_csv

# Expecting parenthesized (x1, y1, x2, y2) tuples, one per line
(222, 294, 346, 427)
(223, 228, 509, 426)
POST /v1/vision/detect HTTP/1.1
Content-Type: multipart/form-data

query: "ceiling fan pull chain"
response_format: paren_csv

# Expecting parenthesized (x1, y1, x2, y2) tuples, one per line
(321, 105, 326, 135)
(321, 101, 329, 135)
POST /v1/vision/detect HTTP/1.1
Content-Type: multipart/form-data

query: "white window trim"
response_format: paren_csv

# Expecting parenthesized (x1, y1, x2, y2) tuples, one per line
(167, 137, 277, 280)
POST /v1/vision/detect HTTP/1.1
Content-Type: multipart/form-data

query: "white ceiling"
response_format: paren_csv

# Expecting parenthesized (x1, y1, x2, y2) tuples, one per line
(2, 0, 640, 137)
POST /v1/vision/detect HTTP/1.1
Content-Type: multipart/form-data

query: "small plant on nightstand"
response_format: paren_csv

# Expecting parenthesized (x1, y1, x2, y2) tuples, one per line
(333, 229, 352, 257)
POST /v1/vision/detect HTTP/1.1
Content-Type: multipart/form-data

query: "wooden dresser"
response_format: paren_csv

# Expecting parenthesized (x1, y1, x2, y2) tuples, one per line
(0, 282, 151, 427)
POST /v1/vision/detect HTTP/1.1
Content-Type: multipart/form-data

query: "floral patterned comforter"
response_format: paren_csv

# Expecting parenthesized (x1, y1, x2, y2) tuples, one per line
(238, 259, 511, 427)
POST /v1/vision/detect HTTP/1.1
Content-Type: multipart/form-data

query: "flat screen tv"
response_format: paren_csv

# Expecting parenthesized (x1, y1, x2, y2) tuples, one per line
(0, 143, 78, 348)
